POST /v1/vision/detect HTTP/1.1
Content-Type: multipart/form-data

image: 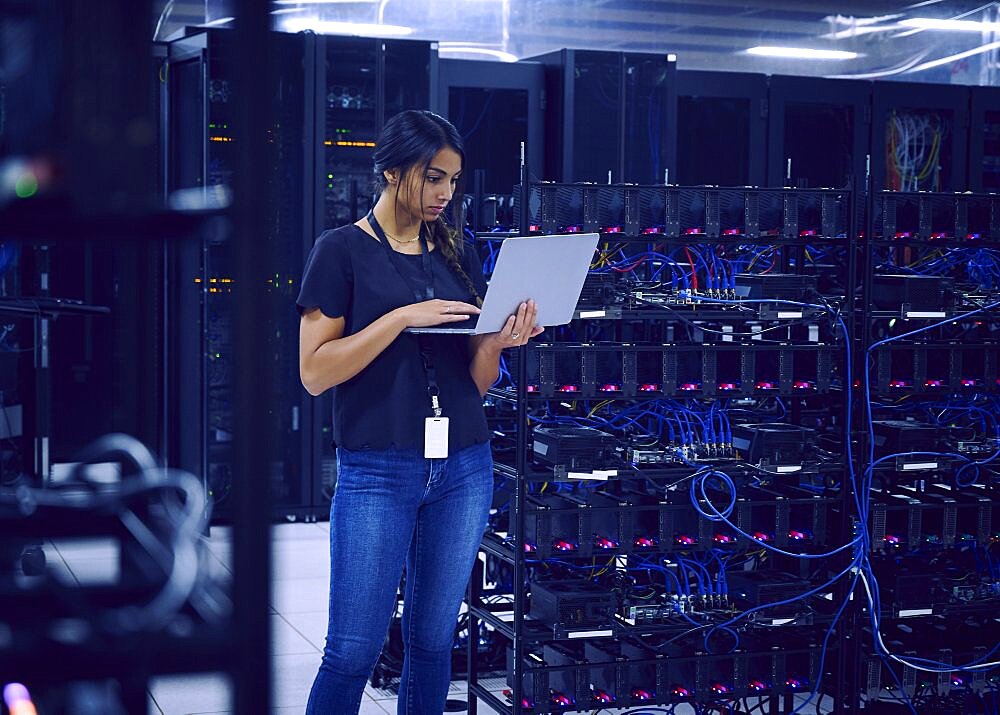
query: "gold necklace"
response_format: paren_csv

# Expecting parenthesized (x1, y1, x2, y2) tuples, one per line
(383, 223, 422, 244)
(386, 231, 420, 244)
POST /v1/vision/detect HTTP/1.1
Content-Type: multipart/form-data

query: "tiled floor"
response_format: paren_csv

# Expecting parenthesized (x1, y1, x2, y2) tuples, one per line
(49, 523, 508, 715)
(49, 524, 826, 714)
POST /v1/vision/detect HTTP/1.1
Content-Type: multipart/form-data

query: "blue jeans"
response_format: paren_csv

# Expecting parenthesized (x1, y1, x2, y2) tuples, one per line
(305, 441, 493, 715)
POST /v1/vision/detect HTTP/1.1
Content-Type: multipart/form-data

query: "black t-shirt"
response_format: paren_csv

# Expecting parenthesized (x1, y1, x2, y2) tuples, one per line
(296, 223, 492, 451)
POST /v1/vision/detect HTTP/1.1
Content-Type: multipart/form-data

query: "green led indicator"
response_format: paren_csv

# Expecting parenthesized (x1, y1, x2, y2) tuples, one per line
(14, 172, 38, 199)
(327, 173, 333, 179)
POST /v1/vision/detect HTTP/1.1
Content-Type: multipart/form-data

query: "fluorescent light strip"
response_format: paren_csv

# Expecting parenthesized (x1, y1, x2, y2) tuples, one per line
(280, 17, 413, 36)
(200, 16, 235, 27)
(437, 46, 518, 62)
(825, 48, 934, 79)
(900, 17, 1000, 32)
(746, 46, 859, 60)
(904, 39, 1000, 72)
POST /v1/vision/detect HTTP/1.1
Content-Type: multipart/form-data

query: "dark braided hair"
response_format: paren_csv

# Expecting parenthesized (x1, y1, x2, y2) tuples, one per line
(372, 110, 482, 307)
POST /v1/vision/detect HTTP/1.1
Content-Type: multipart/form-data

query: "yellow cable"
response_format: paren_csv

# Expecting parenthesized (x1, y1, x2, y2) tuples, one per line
(588, 400, 611, 417)
(915, 131, 941, 182)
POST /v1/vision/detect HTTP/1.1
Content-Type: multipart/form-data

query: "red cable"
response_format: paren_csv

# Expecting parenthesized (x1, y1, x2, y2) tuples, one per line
(760, 248, 778, 274)
(684, 246, 699, 291)
(612, 256, 647, 272)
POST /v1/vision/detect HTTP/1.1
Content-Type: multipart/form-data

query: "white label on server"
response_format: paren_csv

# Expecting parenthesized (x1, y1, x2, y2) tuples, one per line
(568, 629, 613, 639)
(568, 471, 608, 481)
(901, 462, 938, 471)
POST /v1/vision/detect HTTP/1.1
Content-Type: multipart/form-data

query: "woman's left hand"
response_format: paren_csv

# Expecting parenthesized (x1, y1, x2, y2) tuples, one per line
(483, 299, 544, 350)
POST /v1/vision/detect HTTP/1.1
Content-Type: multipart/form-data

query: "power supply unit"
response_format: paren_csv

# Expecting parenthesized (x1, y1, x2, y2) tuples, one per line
(529, 580, 617, 629)
(871, 274, 952, 312)
(731, 423, 815, 466)
(727, 571, 812, 615)
(577, 272, 625, 308)
(532, 425, 618, 471)
(735, 273, 818, 301)
(872, 420, 941, 456)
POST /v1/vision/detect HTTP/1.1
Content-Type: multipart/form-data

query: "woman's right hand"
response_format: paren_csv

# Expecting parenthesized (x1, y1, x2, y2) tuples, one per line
(395, 299, 481, 328)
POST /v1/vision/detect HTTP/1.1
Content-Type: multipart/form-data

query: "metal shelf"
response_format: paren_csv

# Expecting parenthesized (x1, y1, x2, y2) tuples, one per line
(478, 231, 849, 246)
(466, 160, 858, 715)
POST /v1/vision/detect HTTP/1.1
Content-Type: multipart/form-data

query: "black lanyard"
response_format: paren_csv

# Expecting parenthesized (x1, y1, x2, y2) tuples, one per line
(367, 210, 443, 417)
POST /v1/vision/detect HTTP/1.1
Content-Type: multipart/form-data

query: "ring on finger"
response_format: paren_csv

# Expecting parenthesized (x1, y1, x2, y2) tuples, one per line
(511, 332, 521, 340)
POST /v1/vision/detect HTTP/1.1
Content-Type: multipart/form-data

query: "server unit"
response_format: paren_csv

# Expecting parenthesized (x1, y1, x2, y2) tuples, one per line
(676, 70, 768, 187)
(166, 28, 315, 519)
(766, 75, 870, 190)
(318, 36, 437, 231)
(312, 36, 437, 510)
(968, 86, 1000, 192)
(438, 59, 544, 197)
(524, 49, 677, 184)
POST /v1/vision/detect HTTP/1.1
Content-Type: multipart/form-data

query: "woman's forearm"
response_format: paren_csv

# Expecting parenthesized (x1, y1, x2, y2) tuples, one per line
(302, 309, 407, 395)
(469, 340, 502, 397)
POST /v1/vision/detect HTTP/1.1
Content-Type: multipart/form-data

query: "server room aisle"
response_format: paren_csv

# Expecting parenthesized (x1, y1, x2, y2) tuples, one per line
(66, 522, 505, 715)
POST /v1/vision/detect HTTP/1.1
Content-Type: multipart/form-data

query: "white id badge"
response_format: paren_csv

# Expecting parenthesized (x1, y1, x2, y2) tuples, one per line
(424, 417, 449, 459)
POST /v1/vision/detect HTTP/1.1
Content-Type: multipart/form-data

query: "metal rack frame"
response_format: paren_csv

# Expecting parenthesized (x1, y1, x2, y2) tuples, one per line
(466, 153, 857, 714)
(850, 186, 1000, 712)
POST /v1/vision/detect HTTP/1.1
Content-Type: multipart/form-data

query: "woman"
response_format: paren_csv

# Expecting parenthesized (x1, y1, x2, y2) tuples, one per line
(297, 110, 541, 714)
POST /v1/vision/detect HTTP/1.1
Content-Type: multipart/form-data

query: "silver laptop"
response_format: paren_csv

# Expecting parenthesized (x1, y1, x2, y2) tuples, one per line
(407, 232, 600, 335)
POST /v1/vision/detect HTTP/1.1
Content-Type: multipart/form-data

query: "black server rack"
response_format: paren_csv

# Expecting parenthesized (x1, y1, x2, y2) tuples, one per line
(624, 51, 679, 186)
(467, 159, 858, 711)
(318, 36, 437, 231)
(0, 241, 25, 487)
(968, 86, 1000, 192)
(312, 36, 438, 512)
(855, 190, 1000, 711)
(766, 75, 871, 190)
(165, 28, 316, 520)
(676, 70, 768, 187)
(523, 49, 677, 184)
(438, 59, 545, 196)
(871, 80, 970, 192)
(0, 5, 260, 708)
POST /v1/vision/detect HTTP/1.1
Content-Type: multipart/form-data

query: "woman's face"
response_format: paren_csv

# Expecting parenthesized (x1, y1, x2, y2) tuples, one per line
(395, 146, 462, 224)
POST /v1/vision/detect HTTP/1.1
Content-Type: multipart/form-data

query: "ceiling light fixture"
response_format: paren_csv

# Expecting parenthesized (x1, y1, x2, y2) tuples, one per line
(899, 17, 1000, 32)
(746, 46, 859, 60)
(280, 17, 413, 36)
